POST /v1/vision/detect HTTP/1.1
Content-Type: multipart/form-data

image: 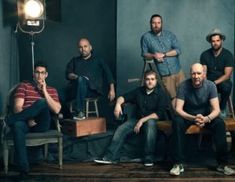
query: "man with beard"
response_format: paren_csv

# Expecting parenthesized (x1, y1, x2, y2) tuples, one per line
(6, 62, 61, 178)
(65, 38, 115, 120)
(200, 28, 234, 118)
(94, 70, 167, 166)
(141, 14, 185, 106)
(169, 63, 235, 176)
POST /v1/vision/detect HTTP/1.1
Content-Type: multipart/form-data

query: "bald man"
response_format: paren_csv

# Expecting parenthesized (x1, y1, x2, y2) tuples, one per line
(170, 63, 234, 176)
(65, 38, 115, 119)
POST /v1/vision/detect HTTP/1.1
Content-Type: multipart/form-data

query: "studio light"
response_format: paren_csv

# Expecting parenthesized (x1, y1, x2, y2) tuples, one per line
(24, 0, 44, 19)
(17, 0, 45, 30)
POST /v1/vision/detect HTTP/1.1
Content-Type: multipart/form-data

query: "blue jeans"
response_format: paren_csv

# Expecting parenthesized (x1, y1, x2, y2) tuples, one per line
(75, 76, 98, 112)
(104, 118, 158, 161)
(8, 99, 51, 172)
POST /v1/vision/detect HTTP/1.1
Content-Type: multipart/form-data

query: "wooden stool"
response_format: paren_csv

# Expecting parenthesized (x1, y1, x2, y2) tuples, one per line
(141, 59, 158, 85)
(69, 98, 99, 118)
(227, 95, 235, 119)
(85, 98, 99, 118)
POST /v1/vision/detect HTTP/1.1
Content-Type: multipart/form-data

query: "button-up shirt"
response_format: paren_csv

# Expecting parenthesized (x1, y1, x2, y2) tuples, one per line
(66, 55, 115, 94)
(141, 30, 182, 76)
(122, 84, 167, 119)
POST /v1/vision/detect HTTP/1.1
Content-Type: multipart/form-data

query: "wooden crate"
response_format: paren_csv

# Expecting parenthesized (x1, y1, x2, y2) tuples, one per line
(61, 117, 106, 137)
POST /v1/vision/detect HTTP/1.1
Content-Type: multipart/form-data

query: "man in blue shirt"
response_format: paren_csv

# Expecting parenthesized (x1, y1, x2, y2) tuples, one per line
(141, 14, 185, 106)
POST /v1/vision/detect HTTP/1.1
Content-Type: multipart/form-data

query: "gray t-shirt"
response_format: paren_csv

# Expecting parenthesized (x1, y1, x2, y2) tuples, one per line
(177, 79, 218, 115)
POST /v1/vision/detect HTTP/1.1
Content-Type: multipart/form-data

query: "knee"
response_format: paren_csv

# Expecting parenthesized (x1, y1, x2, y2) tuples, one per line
(213, 118, 226, 130)
(218, 82, 232, 94)
(145, 119, 157, 128)
(77, 76, 87, 84)
(143, 119, 157, 133)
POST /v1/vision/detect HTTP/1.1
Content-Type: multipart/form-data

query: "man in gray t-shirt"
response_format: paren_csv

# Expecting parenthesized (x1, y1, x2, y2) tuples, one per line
(169, 63, 235, 176)
(177, 78, 217, 116)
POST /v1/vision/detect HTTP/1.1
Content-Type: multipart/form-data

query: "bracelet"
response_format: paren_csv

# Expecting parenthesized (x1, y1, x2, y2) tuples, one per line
(207, 116, 212, 123)
(163, 53, 166, 58)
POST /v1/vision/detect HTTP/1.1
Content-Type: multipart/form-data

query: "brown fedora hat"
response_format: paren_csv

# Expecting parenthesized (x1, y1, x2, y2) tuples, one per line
(206, 28, 226, 42)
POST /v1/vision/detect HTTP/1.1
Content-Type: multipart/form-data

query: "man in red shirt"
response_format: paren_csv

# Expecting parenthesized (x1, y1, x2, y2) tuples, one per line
(6, 62, 61, 178)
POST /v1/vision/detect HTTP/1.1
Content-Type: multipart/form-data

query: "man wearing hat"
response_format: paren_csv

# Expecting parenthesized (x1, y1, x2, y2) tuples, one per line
(200, 28, 234, 118)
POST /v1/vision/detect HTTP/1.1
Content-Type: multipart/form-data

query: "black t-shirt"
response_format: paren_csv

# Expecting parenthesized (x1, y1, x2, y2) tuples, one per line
(200, 48, 234, 81)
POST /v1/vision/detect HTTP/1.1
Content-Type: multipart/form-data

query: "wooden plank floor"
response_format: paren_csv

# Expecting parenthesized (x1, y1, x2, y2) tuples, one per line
(1, 161, 235, 182)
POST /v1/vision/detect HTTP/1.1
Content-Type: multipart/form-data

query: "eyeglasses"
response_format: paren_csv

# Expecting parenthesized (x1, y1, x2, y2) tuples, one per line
(34, 71, 47, 75)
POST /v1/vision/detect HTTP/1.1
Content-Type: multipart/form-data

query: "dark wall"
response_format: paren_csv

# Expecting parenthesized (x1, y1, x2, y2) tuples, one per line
(18, 0, 116, 90)
(0, 1, 19, 114)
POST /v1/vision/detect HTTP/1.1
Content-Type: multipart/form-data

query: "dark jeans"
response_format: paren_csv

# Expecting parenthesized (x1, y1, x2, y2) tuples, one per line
(104, 118, 158, 162)
(171, 116, 228, 165)
(8, 99, 51, 172)
(216, 80, 232, 110)
(75, 76, 99, 112)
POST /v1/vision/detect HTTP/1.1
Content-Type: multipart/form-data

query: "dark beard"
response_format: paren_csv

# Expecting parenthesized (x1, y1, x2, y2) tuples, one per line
(213, 44, 222, 52)
(151, 28, 162, 35)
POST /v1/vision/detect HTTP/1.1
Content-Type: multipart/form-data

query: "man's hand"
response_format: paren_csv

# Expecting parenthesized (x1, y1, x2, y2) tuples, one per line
(39, 80, 48, 96)
(153, 52, 165, 62)
(194, 114, 208, 128)
(114, 103, 123, 119)
(28, 119, 37, 127)
(134, 119, 144, 134)
(68, 73, 78, 80)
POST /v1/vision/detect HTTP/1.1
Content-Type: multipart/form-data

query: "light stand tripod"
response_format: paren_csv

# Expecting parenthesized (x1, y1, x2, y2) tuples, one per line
(16, 20, 45, 73)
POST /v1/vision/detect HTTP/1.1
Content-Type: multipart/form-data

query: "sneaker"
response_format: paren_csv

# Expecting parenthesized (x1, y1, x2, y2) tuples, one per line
(170, 164, 184, 176)
(217, 165, 235, 175)
(73, 111, 86, 120)
(144, 159, 154, 167)
(94, 157, 113, 164)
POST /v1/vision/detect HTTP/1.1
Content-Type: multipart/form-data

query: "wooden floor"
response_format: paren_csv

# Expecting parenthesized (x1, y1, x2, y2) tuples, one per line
(1, 161, 235, 182)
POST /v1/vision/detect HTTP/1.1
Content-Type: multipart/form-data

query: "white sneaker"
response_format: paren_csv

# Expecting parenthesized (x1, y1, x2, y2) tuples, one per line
(217, 165, 235, 175)
(170, 164, 184, 176)
(94, 158, 113, 164)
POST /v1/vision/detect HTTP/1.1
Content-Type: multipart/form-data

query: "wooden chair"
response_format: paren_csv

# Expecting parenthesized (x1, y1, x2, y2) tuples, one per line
(1, 84, 63, 174)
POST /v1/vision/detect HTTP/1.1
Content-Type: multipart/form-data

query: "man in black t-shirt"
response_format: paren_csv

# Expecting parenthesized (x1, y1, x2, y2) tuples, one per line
(94, 70, 167, 167)
(200, 28, 234, 118)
